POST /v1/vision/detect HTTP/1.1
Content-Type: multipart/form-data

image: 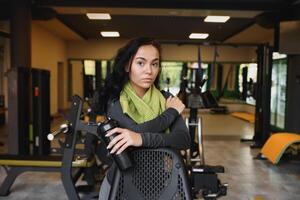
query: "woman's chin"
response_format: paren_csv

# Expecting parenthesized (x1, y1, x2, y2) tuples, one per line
(140, 83, 153, 89)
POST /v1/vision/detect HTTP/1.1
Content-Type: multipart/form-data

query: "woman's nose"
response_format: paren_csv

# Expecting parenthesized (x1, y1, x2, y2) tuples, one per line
(144, 64, 152, 74)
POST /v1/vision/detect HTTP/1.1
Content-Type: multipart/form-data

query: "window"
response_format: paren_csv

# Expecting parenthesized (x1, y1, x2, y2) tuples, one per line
(187, 62, 208, 92)
(238, 63, 257, 104)
(159, 62, 183, 95)
(270, 54, 287, 130)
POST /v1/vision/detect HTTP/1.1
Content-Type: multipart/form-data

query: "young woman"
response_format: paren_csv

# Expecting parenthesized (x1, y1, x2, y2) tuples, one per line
(99, 37, 191, 199)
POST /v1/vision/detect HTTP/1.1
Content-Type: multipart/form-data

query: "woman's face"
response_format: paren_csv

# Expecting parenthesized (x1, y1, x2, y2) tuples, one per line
(127, 45, 160, 97)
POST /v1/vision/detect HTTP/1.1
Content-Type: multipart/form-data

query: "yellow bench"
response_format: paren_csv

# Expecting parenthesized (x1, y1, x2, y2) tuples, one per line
(261, 133, 300, 164)
(0, 155, 95, 196)
(0, 155, 94, 167)
(231, 112, 255, 123)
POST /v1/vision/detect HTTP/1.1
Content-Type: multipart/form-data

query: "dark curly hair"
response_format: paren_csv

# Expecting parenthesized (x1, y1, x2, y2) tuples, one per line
(93, 37, 162, 114)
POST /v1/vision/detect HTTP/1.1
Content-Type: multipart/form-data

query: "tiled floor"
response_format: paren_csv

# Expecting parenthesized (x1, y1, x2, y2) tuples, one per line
(0, 114, 299, 200)
(204, 140, 300, 200)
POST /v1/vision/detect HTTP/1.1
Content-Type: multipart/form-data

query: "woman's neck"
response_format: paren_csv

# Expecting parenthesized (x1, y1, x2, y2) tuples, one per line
(129, 82, 147, 98)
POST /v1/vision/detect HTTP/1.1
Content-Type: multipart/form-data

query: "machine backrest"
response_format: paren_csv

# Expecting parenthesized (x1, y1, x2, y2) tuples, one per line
(109, 148, 192, 200)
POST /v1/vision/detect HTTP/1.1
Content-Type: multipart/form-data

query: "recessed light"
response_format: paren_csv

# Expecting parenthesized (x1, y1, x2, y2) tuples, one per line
(100, 31, 120, 37)
(273, 52, 287, 59)
(204, 16, 230, 23)
(86, 13, 111, 20)
(189, 33, 209, 39)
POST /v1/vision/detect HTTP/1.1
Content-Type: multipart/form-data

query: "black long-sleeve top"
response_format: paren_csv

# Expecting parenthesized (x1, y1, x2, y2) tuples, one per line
(105, 91, 191, 183)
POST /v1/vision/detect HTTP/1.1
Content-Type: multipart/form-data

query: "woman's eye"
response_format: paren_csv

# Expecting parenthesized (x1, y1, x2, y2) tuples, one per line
(137, 61, 144, 66)
(152, 62, 159, 67)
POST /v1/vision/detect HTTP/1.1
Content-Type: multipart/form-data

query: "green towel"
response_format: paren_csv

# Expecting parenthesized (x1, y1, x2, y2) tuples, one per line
(120, 82, 166, 124)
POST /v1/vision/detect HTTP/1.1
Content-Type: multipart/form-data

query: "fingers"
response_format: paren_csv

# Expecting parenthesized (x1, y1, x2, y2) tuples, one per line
(105, 127, 122, 137)
(116, 142, 130, 154)
(166, 96, 172, 104)
(169, 96, 181, 103)
(106, 128, 140, 154)
(106, 133, 124, 149)
(107, 132, 133, 154)
(110, 138, 127, 154)
(106, 132, 127, 154)
(166, 96, 185, 114)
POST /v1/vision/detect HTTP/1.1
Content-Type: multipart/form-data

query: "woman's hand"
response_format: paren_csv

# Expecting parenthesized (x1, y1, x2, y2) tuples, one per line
(166, 96, 185, 114)
(106, 128, 142, 154)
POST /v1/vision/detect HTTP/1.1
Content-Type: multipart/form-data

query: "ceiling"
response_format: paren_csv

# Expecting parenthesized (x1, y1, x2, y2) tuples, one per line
(1, 0, 300, 44)
(57, 13, 254, 42)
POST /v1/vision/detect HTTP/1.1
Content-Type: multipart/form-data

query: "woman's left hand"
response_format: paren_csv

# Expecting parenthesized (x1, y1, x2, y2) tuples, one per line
(105, 128, 143, 154)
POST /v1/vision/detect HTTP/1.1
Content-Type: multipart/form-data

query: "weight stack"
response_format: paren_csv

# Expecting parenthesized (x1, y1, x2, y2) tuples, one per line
(32, 68, 50, 155)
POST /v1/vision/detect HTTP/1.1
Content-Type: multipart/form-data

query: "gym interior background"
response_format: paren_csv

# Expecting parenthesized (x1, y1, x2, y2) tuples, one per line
(0, 0, 300, 199)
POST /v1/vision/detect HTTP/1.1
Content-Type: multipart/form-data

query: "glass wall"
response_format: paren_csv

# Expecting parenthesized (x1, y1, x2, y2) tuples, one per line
(159, 62, 183, 95)
(238, 63, 257, 105)
(159, 61, 208, 96)
(70, 59, 209, 98)
(270, 54, 287, 130)
(187, 62, 208, 92)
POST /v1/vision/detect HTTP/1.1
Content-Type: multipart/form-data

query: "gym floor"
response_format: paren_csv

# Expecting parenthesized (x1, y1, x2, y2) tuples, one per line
(0, 113, 299, 200)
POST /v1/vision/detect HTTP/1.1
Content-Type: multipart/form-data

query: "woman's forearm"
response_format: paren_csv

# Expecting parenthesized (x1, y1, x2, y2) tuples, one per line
(140, 116, 191, 150)
(108, 101, 179, 133)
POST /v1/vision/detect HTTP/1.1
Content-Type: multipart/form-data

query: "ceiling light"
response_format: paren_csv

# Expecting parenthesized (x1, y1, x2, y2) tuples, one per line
(189, 33, 209, 39)
(100, 31, 120, 37)
(86, 13, 111, 20)
(273, 52, 287, 60)
(204, 16, 230, 23)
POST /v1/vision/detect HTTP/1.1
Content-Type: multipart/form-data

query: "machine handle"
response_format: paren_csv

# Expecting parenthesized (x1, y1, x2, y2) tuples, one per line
(47, 123, 69, 141)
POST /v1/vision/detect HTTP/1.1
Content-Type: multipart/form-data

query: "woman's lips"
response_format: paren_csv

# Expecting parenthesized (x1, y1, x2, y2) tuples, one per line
(141, 78, 153, 82)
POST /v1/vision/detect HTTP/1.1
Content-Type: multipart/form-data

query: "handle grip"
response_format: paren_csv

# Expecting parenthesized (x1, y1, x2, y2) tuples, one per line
(47, 124, 69, 141)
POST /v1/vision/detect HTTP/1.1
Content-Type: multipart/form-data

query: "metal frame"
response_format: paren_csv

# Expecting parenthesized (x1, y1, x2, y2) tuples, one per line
(0, 96, 96, 199)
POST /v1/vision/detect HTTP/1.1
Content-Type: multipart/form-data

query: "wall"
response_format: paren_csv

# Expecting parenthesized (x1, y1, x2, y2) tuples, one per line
(279, 21, 300, 132)
(280, 21, 300, 54)
(285, 55, 300, 132)
(31, 22, 68, 115)
(67, 39, 257, 62)
(161, 44, 256, 63)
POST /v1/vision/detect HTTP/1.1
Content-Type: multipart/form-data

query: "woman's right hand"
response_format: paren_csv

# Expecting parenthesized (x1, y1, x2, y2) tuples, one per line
(166, 96, 185, 114)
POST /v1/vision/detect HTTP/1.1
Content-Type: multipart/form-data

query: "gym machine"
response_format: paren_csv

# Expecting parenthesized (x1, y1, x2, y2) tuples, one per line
(50, 95, 227, 199)
(1, 94, 228, 199)
(6, 67, 50, 155)
(176, 47, 227, 199)
(184, 80, 228, 199)
(177, 62, 227, 114)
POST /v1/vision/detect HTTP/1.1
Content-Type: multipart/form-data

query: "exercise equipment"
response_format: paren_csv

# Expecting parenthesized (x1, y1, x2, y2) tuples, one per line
(241, 45, 273, 148)
(178, 50, 227, 198)
(177, 61, 227, 114)
(185, 113, 227, 199)
(109, 148, 192, 200)
(260, 133, 300, 164)
(0, 96, 97, 199)
(71, 95, 227, 199)
(6, 67, 51, 155)
(0, 154, 94, 196)
(32, 68, 51, 155)
(1, 95, 227, 199)
(231, 112, 255, 123)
